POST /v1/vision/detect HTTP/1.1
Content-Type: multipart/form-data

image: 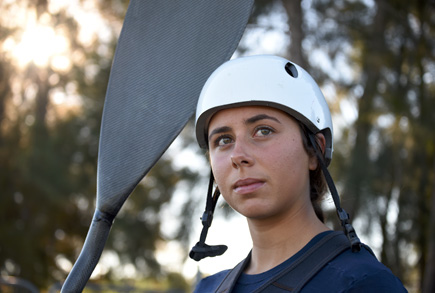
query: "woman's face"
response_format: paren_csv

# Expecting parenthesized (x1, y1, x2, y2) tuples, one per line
(208, 106, 318, 221)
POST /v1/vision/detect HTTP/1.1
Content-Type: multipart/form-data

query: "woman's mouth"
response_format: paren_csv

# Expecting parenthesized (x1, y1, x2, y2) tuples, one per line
(233, 178, 265, 194)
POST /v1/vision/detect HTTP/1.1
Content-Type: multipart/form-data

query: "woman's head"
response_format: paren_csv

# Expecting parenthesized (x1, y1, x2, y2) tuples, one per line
(196, 55, 333, 165)
(196, 55, 331, 221)
(207, 105, 327, 221)
(189, 55, 345, 261)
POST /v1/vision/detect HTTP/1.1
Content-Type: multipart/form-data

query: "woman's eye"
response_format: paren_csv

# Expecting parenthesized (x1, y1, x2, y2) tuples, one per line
(217, 136, 233, 146)
(255, 127, 273, 137)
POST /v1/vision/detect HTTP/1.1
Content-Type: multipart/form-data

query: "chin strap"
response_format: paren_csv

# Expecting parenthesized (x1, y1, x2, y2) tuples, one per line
(189, 133, 360, 261)
(189, 170, 228, 261)
(308, 132, 361, 252)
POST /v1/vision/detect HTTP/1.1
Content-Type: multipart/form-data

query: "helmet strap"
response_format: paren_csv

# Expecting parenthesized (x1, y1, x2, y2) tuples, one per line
(307, 132, 362, 252)
(189, 133, 361, 261)
(189, 170, 228, 261)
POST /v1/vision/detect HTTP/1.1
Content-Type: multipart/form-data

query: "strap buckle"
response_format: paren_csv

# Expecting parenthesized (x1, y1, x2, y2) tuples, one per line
(337, 208, 361, 252)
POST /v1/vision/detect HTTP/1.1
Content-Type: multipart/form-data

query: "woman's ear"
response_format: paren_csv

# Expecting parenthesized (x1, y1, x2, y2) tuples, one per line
(309, 133, 326, 170)
(316, 132, 326, 155)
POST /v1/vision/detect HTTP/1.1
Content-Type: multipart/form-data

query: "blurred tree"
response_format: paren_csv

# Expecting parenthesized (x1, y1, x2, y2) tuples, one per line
(1, 0, 434, 291)
(308, 0, 434, 291)
(243, 0, 434, 291)
(0, 0, 200, 289)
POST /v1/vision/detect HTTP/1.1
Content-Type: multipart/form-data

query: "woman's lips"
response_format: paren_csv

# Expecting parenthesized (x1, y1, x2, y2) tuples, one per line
(233, 178, 265, 194)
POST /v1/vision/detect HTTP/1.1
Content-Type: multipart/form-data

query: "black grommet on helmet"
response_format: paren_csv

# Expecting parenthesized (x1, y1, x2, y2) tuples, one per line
(285, 62, 298, 78)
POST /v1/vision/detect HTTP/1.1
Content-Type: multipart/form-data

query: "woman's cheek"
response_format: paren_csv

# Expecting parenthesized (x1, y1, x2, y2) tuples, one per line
(210, 156, 225, 183)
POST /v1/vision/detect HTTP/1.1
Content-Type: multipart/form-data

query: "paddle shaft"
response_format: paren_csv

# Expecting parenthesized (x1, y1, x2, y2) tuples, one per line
(61, 210, 113, 292)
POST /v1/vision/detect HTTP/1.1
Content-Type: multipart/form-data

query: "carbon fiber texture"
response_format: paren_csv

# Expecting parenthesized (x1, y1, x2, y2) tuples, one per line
(62, 210, 112, 292)
(97, 0, 254, 215)
(62, 0, 254, 291)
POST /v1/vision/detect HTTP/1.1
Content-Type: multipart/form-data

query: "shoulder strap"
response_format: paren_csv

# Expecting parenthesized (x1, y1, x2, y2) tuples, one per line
(215, 252, 251, 293)
(254, 231, 350, 292)
(215, 231, 351, 293)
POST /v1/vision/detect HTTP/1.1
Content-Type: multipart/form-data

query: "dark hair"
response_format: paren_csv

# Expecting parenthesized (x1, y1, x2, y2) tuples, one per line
(298, 122, 327, 223)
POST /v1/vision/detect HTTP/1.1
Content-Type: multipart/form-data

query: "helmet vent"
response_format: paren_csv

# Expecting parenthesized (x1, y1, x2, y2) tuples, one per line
(285, 62, 298, 78)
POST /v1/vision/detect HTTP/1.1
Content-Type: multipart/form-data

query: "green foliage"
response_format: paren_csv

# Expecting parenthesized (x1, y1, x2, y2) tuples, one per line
(308, 0, 435, 290)
(244, 0, 434, 290)
(0, 0, 200, 289)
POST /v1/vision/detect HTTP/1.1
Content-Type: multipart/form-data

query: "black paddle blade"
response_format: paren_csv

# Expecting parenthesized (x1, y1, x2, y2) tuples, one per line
(62, 1, 254, 291)
(97, 0, 254, 216)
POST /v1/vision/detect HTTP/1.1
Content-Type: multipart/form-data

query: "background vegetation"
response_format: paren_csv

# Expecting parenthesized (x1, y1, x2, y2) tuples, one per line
(0, 0, 433, 292)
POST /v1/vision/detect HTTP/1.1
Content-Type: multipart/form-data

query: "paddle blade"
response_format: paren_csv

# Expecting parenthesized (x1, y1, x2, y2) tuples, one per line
(62, 0, 254, 291)
(97, 0, 255, 215)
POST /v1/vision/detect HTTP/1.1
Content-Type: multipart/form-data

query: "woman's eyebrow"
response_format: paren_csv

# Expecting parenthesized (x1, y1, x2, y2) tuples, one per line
(208, 114, 280, 141)
(208, 126, 232, 141)
(245, 114, 281, 125)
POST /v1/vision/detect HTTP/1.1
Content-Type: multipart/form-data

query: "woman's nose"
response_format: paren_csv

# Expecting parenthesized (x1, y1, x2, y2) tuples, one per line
(230, 140, 254, 169)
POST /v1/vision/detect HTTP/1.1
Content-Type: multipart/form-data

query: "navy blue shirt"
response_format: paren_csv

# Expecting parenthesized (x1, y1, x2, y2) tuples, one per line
(194, 231, 407, 292)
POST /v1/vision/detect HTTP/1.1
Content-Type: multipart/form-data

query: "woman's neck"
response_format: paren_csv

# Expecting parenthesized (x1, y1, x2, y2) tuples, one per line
(245, 203, 329, 275)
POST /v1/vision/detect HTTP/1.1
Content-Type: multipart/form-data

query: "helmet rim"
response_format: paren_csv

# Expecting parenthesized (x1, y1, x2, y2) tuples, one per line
(195, 55, 333, 164)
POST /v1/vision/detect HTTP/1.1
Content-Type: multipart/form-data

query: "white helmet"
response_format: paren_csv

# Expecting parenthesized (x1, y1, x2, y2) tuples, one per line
(190, 56, 363, 261)
(195, 55, 333, 165)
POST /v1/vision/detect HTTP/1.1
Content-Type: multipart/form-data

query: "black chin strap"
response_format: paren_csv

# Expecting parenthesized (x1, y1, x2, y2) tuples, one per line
(189, 170, 228, 261)
(189, 133, 361, 261)
(308, 132, 361, 252)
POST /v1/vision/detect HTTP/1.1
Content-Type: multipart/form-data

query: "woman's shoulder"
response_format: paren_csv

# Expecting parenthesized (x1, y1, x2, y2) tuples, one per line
(329, 244, 397, 273)
(305, 245, 407, 292)
(193, 269, 230, 293)
(192, 238, 408, 292)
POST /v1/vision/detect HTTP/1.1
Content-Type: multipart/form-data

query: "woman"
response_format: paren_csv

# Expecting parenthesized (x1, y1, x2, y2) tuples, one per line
(189, 55, 406, 292)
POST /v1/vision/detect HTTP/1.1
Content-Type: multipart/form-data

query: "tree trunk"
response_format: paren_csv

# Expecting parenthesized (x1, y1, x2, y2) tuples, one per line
(0, 61, 12, 144)
(342, 0, 387, 219)
(422, 157, 435, 292)
(281, 0, 308, 69)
